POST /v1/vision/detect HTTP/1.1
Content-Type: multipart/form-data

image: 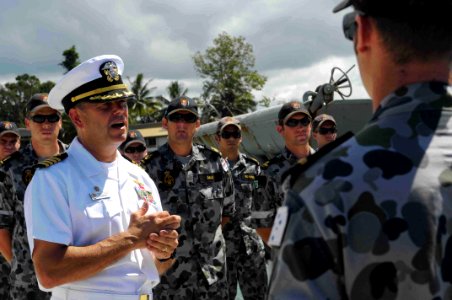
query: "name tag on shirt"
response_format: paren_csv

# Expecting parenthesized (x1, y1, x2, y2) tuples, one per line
(268, 206, 289, 247)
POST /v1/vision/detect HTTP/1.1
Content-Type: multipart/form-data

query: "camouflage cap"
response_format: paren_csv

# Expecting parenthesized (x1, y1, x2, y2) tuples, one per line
(119, 129, 146, 150)
(26, 93, 53, 115)
(278, 101, 311, 123)
(0, 121, 20, 138)
(312, 114, 336, 131)
(165, 96, 198, 117)
(216, 116, 241, 134)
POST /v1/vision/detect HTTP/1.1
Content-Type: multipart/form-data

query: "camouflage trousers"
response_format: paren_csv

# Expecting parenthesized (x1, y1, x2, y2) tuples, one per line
(9, 283, 51, 300)
(153, 256, 229, 300)
(226, 234, 267, 300)
(1, 256, 11, 300)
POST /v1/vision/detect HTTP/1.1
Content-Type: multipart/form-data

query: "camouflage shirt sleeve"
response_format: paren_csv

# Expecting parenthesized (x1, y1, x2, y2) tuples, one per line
(0, 168, 15, 230)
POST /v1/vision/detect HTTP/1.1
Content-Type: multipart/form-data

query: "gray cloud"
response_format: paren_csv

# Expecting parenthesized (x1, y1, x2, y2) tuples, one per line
(0, 0, 366, 102)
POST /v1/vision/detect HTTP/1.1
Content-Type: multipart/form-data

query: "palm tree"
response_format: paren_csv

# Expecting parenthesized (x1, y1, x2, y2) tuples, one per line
(127, 74, 162, 123)
(166, 81, 189, 101)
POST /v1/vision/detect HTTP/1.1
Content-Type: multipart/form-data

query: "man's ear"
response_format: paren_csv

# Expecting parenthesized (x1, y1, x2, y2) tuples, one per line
(24, 117, 30, 130)
(215, 134, 220, 143)
(312, 131, 318, 140)
(68, 108, 83, 128)
(355, 14, 373, 53)
(195, 119, 201, 129)
(162, 117, 168, 129)
(276, 124, 284, 135)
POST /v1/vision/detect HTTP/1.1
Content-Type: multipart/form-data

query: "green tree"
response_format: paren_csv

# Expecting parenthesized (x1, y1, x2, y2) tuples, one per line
(59, 45, 80, 73)
(127, 74, 163, 123)
(259, 96, 273, 108)
(193, 32, 267, 120)
(0, 74, 54, 126)
(166, 81, 189, 100)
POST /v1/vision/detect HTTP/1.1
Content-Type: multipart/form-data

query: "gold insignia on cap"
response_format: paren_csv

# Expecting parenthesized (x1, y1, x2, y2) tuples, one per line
(291, 102, 301, 109)
(164, 170, 175, 187)
(101, 61, 120, 82)
(4, 122, 12, 129)
(130, 131, 137, 138)
(180, 98, 188, 107)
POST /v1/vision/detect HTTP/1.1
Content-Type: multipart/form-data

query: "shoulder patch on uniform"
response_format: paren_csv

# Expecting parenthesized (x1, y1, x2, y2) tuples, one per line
(198, 144, 222, 157)
(262, 154, 284, 170)
(141, 150, 159, 164)
(282, 131, 354, 186)
(243, 154, 260, 166)
(209, 145, 221, 154)
(0, 151, 20, 167)
(36, 152, 68, 169)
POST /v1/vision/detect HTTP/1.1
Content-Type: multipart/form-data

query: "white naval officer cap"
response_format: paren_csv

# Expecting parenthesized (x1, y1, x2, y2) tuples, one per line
(48, 54, 135, 113)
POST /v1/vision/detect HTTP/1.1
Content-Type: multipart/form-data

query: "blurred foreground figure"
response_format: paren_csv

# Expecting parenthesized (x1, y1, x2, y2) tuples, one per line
(268, 0, 452, 299)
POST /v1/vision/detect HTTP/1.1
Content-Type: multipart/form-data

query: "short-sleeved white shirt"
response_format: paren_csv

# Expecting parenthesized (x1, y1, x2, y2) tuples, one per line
(24, 138, 162, 295)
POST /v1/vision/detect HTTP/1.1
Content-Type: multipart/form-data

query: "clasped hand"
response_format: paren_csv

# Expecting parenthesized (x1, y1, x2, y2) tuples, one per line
(128, 200, 181, 258)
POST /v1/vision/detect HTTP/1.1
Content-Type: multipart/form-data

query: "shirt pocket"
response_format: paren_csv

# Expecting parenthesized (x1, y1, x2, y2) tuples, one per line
(84, 198, 122, 241)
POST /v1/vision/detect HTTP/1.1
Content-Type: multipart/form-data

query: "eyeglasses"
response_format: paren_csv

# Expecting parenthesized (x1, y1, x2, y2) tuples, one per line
(318, 127, 337, 135)
(220, 131, 241, 139)
(343, 11, 358, 41)
(285, 117, 311, 128)
(167, 113, 198, 123)
(125, 144, 147, 153)
(30, 114, 61, 123)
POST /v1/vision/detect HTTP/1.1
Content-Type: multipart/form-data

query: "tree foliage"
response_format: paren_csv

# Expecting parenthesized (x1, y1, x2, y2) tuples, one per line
(59, 45, 80, 73)
(193, 32, 266, 121)
(166, 81, 188, 101)
(127, 74, 164, 124)
(0, 74, 55, 126)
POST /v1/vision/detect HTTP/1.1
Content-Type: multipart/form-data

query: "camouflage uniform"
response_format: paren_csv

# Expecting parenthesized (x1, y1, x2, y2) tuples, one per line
(0, 142, 66, 300)
(0, 256, 10, 300)
(268, 82, 452, 299)
(142, 143, 234, 300)
(255, 148, 314, 260)
(0, 172, 11, 300)
(223, 153, 267, 299)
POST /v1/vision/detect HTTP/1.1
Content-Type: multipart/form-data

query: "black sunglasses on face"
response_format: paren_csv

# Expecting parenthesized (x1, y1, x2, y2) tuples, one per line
(220, 131, 241, 139)
(167, 113, 198, 123)
(30, 114, 61, 123)
(125, 144, 147, 153)
(318, 127, 337, 135)
(285, 117, 311, 128)
(343, 11, 358, 41)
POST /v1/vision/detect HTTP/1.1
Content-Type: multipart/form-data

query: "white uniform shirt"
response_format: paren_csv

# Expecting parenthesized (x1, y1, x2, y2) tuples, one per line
(24, 138, 162, 295)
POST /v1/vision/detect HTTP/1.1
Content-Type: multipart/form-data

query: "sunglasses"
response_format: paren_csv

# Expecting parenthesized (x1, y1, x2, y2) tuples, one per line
(125, 144, 147, 153)
(285, 117, 311, 128)
(167, 113, 198, 123)
(220, 131, 241, 139)
(318, 127, 337, 135)
(30, 114, 61, 123)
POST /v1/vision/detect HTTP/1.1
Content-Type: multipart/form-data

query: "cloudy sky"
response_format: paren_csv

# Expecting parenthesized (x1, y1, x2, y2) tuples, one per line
(0, 0, 369, 107)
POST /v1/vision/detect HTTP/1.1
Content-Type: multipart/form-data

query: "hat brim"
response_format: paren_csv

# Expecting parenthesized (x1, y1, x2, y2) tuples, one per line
(0, 130, 20, 138)
(315, 119, 337, 130)
(219, 123, 241, 133)
(283, 111, 311, 124)
(29, 104, 52, 114)
(333, 0, 353, 13)
(122, 140, 146, 150)
(167, 108, 199, 117)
